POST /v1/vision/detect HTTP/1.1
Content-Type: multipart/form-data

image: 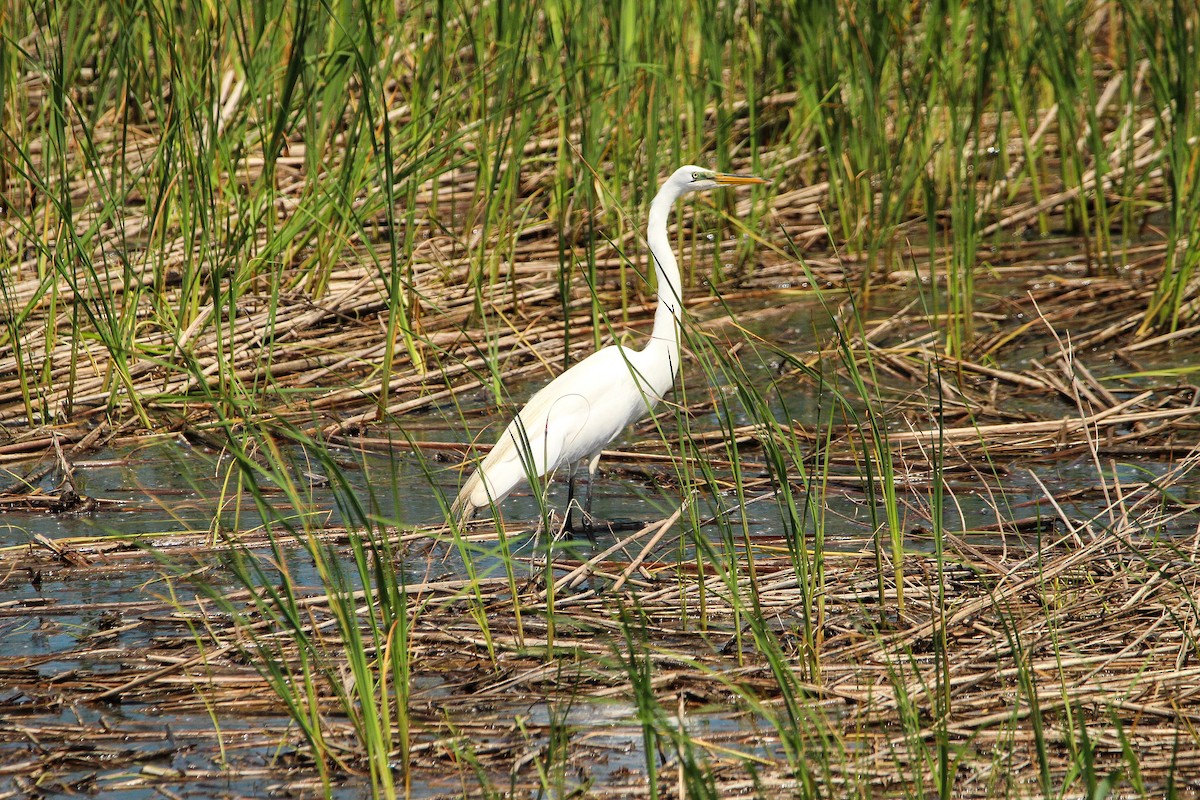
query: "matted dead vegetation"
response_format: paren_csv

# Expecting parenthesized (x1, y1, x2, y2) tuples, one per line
(4, 89, 1200, 797)
(2, 494, 1200, 797)
(1, 73, 1196, 463)
(6, 2, 1200, 797)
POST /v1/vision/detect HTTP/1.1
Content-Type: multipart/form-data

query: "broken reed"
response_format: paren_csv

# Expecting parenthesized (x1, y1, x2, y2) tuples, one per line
(4, 273, 1199, 796)
(6, 446, 1200, 798)
(3, 1, 1200, 434)
(4, 2, 1200, 797)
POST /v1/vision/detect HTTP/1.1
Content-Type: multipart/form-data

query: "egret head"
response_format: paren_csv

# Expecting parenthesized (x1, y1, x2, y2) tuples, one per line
(672, 165, 770, 194)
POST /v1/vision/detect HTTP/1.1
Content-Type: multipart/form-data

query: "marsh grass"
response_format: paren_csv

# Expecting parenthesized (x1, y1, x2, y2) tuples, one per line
(5, 433, 1200, 797)
(4, 1, 1200, 798)
(4, 1, 1199, 438)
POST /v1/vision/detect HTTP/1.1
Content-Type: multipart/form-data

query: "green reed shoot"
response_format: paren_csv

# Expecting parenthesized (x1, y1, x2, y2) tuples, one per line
(1122, 0, 1200, 333)
(9, 1, 1200, 796)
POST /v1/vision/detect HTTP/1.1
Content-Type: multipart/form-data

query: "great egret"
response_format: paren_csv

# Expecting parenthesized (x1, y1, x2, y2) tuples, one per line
(452, 165, 769, 529)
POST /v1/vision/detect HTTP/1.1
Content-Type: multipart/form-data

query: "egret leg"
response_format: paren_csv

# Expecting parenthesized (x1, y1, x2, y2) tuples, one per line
(581, 452, 603, 531)
(582, 468, 595, 521)
(561, 463, 598, 542)
(565, 468, 579, 533)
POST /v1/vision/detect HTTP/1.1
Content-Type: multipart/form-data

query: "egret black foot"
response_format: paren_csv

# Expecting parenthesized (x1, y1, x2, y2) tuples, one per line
(568, 513, 644, 538)
(584, 515, 644, 534)
(563, 511, 599, 543)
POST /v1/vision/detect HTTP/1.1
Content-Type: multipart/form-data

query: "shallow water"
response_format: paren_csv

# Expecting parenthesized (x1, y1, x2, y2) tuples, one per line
(3, 278, 1195, 622)
(3, 281, 1198, 797)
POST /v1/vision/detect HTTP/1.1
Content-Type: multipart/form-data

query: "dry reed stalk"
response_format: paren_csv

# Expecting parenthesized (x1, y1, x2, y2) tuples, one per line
(2, 67, 1189, 468)
(5, 505, 1200, 797)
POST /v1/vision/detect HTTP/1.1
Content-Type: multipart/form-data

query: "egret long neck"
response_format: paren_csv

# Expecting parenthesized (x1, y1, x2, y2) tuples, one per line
(645, 187, 684, 367)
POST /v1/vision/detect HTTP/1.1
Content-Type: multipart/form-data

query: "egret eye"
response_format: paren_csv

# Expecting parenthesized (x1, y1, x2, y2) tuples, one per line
(453, 163, 766, 527)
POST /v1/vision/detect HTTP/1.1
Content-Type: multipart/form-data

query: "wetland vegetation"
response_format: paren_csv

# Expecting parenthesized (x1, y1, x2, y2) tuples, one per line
(2, 0, 1200, 797)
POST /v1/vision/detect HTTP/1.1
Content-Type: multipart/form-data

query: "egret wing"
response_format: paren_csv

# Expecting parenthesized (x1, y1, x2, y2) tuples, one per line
(467, 392, 592, 508)
(508, 391, 592, 474)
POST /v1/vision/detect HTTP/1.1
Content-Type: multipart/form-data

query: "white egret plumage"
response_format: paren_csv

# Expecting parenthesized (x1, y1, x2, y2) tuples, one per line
(452, 165, 768, 529)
